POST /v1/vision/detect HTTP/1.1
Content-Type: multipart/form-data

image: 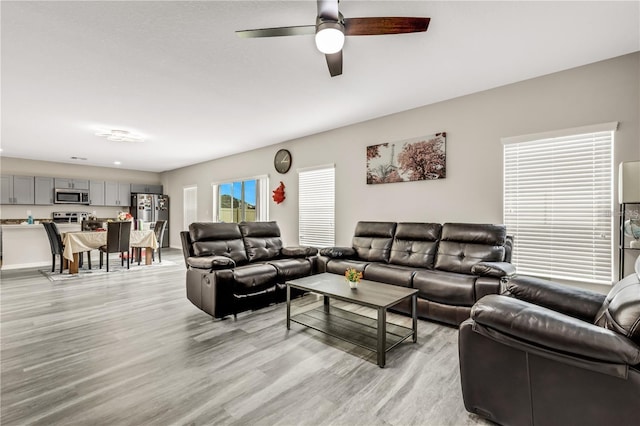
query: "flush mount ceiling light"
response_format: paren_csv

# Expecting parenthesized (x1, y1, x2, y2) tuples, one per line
(95, 129, 145, 143)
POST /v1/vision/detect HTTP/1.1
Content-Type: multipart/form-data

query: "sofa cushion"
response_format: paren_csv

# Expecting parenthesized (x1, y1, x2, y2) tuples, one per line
(434, 223, 506, 274)
(389, 222, 442, 268)
(232, 263, 278, 295)
(413, 269, 477, 306)
(326, 259, 369, 275)
(441, 222, 507, 245)
(281, 246, 318, 258)
(471, 261, 517, 278)
(189, 222, 242, 241)
(268, 258, 313, 281)
(352, 221, 396, 262)
(239, 221, 283, 262)
(186, 255, 236, 271)
(594, 271, 640, 345)
(319, 247, 356, 258)
(364, 263, 416, 288)
(189, 222, 249, 265)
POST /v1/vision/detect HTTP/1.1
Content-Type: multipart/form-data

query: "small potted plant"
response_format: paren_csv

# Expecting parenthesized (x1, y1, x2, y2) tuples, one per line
(344, 268, 363, 289)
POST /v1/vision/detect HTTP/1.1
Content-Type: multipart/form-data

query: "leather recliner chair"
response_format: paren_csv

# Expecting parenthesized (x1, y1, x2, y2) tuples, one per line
(459, 256, 640, 426)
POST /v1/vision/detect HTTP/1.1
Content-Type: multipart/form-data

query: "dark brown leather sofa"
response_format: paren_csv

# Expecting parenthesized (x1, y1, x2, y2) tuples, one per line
(459, 260, 640, 426)
(181, 221, 318, 319)
(317, 221, 515, 325)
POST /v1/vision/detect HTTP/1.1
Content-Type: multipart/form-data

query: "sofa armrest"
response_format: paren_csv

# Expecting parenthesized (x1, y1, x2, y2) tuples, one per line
(504, 275, 606, 322)
(472, 295, 640, 365)
(318, 247, 356, 259)
(186, 256, 236, 272)
(282, 246, 318, 258)
(471, 261, 516, 278)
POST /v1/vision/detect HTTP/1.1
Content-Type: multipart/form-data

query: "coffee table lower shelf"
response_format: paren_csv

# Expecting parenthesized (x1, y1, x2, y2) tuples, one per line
(290, 305, 414, 357)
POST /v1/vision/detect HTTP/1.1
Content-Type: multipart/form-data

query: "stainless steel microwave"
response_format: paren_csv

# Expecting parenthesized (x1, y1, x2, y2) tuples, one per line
(54, 188, 90, 205)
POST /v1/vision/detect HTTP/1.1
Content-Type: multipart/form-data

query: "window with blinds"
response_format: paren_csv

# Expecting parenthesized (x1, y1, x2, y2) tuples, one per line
(298, 165, 335, 247)
(503, 123, 616, 285)
(183, 185, 197, 230)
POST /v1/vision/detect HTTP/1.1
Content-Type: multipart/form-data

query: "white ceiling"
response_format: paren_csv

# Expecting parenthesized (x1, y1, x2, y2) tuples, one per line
(2, 1, 639, 173)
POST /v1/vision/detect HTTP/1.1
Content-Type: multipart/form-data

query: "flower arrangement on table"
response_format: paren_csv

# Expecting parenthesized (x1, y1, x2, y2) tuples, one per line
(117, 212, 133, 221)
(344, 268, 363, 289)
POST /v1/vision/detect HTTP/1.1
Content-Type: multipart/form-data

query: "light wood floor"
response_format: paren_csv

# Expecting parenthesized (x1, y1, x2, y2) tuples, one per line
(1, 249, 490, 425)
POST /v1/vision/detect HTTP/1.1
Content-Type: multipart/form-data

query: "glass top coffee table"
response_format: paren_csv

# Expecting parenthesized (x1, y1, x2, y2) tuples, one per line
(286, 273, 418, 368)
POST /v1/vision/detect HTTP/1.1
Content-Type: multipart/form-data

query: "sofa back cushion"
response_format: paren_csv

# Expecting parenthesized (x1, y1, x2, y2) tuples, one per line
(594, 266, 640, 345)
(352, 221, 397, 263)
(239, 221, 283, 262)
(434, 223, 507, 274)
(189, 222, 249, 265)
(390, 222, 442, 268)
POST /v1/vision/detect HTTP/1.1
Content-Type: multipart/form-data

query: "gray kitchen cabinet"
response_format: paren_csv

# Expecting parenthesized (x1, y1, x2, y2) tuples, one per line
(104, 181, 131, 207)
(0, 175, 35, 204)
(34, 176, 54, 205)
(90, 180, 105, 206)
(130, 183, 163, 194)
(119, 182, 131, 206)
(54, 178, 89, 190)
(0, 175, 11, 204)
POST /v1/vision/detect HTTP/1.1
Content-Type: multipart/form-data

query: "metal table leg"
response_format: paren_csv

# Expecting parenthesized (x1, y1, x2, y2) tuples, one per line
(377, 307, 386, 368)
(286, 284, 291, 330)
(412, 294, 418, 343)
(323, 295, 330, 313)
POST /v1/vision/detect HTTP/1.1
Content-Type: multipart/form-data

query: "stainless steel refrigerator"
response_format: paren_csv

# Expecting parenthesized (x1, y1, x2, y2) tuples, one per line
(130, 194, 169, 248)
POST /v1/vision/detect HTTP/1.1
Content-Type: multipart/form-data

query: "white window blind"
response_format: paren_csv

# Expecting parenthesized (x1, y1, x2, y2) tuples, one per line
(503, 124, 615, 285)
(183, 185, 197, 230)
(299, 165, 335, 247)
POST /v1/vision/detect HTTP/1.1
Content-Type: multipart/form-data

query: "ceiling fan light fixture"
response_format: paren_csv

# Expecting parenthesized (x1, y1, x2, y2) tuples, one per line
(315, 22, 344, 54)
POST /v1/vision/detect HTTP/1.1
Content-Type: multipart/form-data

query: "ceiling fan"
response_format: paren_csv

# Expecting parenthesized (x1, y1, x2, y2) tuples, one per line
(236, 0, 430, 77)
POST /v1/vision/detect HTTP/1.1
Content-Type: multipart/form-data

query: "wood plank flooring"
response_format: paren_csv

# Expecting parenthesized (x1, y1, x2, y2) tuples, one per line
(1, 249, 490, 425)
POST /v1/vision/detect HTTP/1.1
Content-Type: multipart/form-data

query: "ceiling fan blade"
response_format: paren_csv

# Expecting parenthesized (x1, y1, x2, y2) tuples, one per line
(325, 51, 343, 77)
(317, 0, 339, 21)
(236, 25, 316, 38)
(344, 17, 430, 36)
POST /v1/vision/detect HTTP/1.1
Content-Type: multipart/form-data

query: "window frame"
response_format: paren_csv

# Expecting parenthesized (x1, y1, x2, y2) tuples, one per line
(212, 175, 268, 223)
(502, 122, 617, 285)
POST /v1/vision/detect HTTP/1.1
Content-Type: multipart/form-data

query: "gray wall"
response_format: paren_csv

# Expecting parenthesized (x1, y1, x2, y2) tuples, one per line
(163, 52, 640, 278)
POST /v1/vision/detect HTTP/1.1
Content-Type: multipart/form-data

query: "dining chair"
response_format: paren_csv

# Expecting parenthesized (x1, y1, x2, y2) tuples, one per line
(153, 220, 167, 263)
(99, 221, 132, 272)
(135, 219, 167, 265)
(42, 222, 89, 272)
(42, 222, 65, 273)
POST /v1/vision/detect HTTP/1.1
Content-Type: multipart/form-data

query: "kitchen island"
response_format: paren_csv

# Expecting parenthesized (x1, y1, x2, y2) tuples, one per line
(1, 223, 80, 270)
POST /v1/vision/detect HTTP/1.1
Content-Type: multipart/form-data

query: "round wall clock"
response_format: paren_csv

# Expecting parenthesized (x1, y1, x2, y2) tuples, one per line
(274, 149, 292, 174)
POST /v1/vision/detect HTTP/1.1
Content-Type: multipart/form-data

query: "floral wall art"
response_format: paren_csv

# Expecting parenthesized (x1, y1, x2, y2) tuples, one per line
(366, 132, 446, 184)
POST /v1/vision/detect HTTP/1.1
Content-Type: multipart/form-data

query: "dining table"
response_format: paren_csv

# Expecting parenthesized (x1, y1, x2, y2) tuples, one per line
(62, 229, 158, 274)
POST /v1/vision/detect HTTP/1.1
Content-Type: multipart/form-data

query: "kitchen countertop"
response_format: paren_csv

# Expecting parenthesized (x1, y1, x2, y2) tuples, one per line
(1, 222, 82, 269)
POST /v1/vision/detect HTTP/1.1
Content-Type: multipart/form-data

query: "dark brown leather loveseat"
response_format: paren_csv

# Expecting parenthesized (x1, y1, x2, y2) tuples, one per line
(459, 260, 640, 425)
(181, 221, 318, 319)
(317, 221, 515, 325)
